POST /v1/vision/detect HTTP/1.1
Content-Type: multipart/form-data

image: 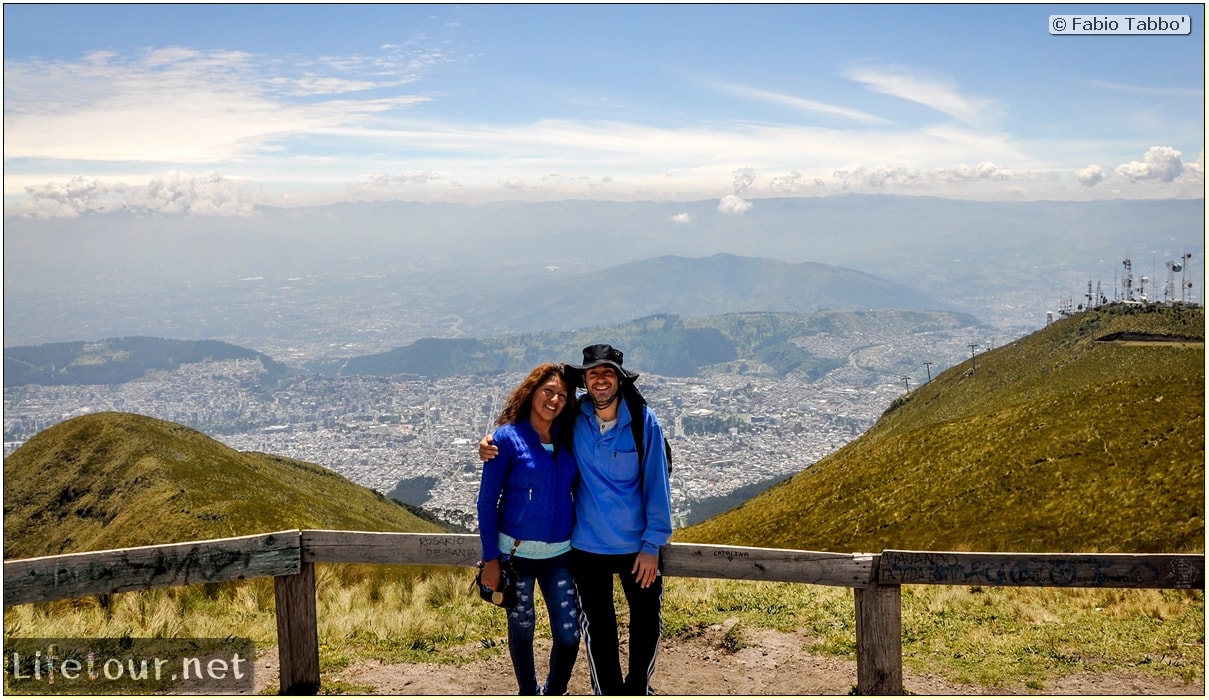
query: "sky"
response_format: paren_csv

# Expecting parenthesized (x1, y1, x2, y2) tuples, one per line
(2, 3, 1205, 218)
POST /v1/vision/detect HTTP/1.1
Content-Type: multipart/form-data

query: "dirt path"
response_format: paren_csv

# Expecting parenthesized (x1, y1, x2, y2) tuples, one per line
(252, 623, 1204, 695)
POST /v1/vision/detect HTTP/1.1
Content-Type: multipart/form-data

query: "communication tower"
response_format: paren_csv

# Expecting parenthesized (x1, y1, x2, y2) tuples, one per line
(1164, 259, 1180, 301)
(1180, 252, 1194, 304)
(1164, 253, 1196, 304)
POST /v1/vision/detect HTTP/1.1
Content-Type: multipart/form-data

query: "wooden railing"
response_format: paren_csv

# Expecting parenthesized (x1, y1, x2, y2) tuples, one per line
(4, 531, 1203, 695)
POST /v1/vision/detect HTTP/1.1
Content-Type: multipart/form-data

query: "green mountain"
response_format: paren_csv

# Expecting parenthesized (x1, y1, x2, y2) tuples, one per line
(3, 337, 292, 388)
(309, 309, 980, 379)
(3, 412, 446, 560)
(678, 303, 1205, 554)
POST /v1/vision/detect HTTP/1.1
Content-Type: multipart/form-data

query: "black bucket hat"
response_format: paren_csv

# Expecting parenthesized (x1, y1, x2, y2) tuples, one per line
(567, 343, 639, 385)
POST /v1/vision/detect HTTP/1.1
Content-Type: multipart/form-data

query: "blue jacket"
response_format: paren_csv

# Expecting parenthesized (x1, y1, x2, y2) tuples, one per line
(476, 419, 577, 561)
(571, 396, 673, 557)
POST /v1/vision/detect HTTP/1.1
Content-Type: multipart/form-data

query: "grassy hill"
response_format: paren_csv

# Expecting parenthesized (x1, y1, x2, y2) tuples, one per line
(679, 303, 1205, 554)
(3, 412, 445, 559)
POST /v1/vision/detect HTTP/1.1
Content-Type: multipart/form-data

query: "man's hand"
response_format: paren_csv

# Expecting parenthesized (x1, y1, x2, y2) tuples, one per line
(632, 551, 660, 588)
(478, 434, 498, 462)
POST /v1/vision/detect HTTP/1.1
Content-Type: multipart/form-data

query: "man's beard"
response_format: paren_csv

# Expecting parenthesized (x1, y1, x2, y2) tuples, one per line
(590, 390, 618, 410)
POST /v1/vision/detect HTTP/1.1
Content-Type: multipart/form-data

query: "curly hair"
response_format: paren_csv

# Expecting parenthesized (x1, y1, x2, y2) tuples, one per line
(495, 363, 577, 443)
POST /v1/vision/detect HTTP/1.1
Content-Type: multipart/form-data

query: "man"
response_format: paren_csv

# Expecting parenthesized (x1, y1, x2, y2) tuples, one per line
(480, 344, 673, 695)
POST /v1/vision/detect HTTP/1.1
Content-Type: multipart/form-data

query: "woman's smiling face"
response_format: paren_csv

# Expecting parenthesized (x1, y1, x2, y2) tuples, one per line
(529, 374, 568, 424)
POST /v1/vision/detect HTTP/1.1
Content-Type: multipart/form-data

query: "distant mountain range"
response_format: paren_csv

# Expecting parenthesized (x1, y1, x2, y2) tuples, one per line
(8, 196, 1199, 353)
(3, 307, 982, 387)
(307, 308, 982, 380)
(4, 253, 982, 384)
(459, 252, 953, 336)
(3, 412, 452, 559)
(679, 303, 1205, 554)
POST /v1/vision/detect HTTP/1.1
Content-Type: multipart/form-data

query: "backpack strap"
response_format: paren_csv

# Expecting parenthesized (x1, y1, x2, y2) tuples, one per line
(622, 385, 649, 491)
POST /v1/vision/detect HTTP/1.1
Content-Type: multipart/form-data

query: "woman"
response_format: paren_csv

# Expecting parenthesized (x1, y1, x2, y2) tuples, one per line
(476, 362, 581, 695)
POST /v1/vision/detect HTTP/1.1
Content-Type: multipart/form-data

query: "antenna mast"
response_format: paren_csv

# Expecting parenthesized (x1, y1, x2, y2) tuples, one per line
(1182, 252, 1194, 304)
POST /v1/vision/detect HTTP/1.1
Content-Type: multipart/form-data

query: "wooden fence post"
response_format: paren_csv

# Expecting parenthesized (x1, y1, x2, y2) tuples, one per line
(275, 561, 320, 694)
(854, 555, 903, 695)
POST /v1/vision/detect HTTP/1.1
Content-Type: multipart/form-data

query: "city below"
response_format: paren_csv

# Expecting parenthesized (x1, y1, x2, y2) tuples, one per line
(4, 327, 981, 530)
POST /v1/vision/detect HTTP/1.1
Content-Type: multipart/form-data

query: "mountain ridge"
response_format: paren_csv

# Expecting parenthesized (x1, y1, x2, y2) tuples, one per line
(3, 337, 292, 388)
(5, 308, 982, 385)
(459, 252, 952, 336)
(678, 303, 1205, 554)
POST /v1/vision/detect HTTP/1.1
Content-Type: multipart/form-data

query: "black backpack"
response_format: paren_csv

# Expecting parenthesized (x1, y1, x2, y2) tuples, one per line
(621, 384, 672, 482)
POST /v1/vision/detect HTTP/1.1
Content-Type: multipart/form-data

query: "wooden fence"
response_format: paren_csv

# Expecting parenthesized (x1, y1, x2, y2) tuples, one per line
(4, 531, 1203, 695)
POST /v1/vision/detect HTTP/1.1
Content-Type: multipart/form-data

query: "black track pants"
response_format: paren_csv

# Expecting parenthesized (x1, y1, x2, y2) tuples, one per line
(570, 549, 663, 695)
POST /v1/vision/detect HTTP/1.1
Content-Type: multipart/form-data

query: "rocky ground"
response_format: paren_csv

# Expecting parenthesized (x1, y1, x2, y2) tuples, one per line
(251, 623, 1204, 695)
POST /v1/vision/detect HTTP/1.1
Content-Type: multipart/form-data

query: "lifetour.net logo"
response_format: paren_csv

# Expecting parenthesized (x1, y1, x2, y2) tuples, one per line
(4, 637, 255, 695)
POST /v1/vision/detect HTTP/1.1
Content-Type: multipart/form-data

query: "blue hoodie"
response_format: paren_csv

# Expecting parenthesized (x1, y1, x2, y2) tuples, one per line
(476, 419, 577, 561)
(571, 397, 673, 556)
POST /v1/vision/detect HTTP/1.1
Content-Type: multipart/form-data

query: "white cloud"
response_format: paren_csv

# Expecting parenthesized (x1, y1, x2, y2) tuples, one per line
(830, 160, 1062, 194)
(669, 212, 692, 224)
(928, 162, 1016, 182)
(717, 195, 752, 214)
(713, 83, 888, 124)
(732, 167, 757, 195)
(1089, 80, 1204, 99)
(1073, 164, 1105, 187)
(138, 171, 259, 215)
(1186, 150, 1205, 178)
(2, 47, 444, 164)
(20, 176, 127, 218)
(1114, 146, 1185, 183)
(2, 42, 1200, 213)
(767, 171, 804, 193)
(290, 76, 382, 96)
(16, 171, 259, 218)
(846, 65, 996, 126)
(834, 165, 922, 190)
(367, 171, 445, 186)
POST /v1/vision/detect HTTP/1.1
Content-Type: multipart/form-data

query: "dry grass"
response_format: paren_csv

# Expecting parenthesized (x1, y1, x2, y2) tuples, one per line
(5, 568, 1202, 691)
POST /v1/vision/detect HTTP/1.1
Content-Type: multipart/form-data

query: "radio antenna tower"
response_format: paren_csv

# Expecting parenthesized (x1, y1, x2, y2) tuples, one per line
(1181, 252, 1194, 304)
(1164, 253, 1195, 304)
(1121, 258, 1135, 302)
(1165, 259, 1180, 301)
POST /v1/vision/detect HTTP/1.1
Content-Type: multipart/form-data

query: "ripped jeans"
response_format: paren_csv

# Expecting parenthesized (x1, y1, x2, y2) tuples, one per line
(504, 552, 581, 695)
